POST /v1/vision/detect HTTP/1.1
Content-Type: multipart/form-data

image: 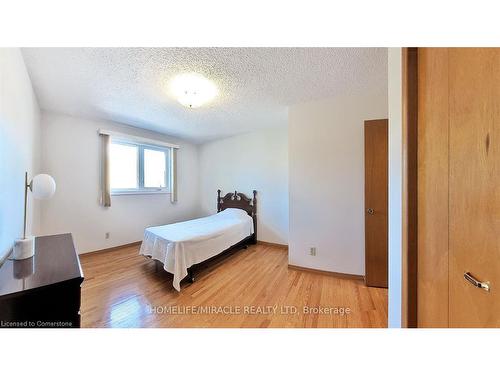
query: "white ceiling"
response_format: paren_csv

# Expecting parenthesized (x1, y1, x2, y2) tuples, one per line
(22, 48, 387, 144)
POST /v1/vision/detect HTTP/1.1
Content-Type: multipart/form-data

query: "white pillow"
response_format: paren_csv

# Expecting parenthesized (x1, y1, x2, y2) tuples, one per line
(219, 208, 249, 218)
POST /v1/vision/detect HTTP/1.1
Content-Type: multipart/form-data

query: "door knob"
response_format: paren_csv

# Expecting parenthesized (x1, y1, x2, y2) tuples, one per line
(366, 208, 374, 215)
(464, 272, 490, 292)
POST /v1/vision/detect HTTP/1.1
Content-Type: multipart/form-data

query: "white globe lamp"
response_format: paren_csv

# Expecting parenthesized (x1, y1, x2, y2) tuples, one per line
(31, 174, 57, 200)
(12, 172, 56, 260)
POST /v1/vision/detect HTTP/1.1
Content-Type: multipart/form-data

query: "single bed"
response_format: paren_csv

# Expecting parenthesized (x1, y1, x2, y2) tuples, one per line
(139, 190, 257, 291)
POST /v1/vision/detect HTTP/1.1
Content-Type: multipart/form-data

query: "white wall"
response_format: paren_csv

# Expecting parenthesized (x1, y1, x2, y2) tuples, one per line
(0, 48, 41, 263)
(198, 127, 289, 245)
(39, 112, 201, 254)
(288, 92, 387, 276)
(387, 48, 403, 328)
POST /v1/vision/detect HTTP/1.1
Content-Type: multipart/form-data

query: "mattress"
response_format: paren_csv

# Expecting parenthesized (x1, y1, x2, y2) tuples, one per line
(139, 208, 254, 291)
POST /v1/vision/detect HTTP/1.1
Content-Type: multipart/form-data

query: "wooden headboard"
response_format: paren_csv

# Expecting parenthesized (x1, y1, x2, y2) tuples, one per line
(217, 189, 257, 243)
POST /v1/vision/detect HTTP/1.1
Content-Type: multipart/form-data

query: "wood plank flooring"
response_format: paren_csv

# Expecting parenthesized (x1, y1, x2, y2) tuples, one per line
(79, 244, 387, 328)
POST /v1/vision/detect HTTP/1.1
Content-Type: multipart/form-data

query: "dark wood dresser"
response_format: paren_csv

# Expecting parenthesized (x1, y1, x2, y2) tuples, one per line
(0, 233, 84, 328)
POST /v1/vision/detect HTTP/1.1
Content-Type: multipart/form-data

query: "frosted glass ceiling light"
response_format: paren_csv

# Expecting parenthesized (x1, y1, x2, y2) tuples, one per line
(170, 73, 218, 108)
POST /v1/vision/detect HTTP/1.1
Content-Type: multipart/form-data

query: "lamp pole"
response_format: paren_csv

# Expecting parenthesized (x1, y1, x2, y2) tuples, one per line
(23, 172, 30, 240)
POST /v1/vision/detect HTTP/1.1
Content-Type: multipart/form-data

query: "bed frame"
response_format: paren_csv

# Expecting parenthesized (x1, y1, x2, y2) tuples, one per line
(217, 189, 257, 244)
(172, 190, 257, 284)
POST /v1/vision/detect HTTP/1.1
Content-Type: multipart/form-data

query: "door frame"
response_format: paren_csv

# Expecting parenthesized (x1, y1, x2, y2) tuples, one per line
(401, 47, 418, 328)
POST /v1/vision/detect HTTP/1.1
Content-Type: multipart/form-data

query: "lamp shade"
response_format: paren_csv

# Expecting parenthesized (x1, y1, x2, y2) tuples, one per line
(31, 174, 56, 200)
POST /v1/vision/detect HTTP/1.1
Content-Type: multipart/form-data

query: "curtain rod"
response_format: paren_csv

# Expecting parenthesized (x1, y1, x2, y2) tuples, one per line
(98, 129, 180, 149)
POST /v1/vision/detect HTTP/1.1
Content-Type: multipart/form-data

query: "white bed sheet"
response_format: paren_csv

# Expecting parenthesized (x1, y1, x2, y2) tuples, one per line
(139, 208, 254, 291)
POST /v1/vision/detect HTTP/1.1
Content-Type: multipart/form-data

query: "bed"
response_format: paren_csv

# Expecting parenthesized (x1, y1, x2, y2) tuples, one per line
(139, 190, 257, 291)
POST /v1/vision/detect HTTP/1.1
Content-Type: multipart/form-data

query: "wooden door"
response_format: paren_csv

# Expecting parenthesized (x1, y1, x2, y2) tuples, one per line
(364, 119, 388, 288)
(418, 48, 500, 327)
(448, 49, 500, 327)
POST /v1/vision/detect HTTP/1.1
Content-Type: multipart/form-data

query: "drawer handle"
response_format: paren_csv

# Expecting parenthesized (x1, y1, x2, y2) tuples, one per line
(464, 272, 490, 292)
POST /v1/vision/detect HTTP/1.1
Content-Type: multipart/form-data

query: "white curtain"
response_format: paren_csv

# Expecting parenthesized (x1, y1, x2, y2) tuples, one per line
(100, 134, 111, 207)
(170, 148, 178, 203)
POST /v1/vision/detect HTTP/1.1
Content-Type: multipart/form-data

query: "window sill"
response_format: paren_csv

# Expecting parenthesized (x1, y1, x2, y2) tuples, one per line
(111, 190, 171, 196)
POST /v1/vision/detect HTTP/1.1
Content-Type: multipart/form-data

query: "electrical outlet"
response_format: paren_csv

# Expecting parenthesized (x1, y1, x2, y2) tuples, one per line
(310, 247, 316, 256)
(105, 232, 110, 239)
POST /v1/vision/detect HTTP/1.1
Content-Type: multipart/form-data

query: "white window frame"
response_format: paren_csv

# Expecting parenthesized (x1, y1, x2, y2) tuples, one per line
(110, 138, 171, 195)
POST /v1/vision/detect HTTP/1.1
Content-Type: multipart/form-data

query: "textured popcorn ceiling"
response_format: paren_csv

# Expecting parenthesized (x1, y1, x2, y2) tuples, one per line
(22, 48, 387, 143)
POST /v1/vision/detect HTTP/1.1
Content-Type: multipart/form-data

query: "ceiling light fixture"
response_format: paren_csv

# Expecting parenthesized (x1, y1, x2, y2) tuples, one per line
(170, 73, 218, 109)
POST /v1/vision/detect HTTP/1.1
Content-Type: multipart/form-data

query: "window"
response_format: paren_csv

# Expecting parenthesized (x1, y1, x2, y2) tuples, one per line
(109, 139, 170, 194)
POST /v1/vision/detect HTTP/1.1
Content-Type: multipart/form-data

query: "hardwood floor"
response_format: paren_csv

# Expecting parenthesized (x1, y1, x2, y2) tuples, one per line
(79, 243, 388, 328)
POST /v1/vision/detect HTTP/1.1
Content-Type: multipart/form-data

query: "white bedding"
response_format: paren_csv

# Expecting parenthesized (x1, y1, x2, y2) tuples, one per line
(139, 208, 254, 291)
